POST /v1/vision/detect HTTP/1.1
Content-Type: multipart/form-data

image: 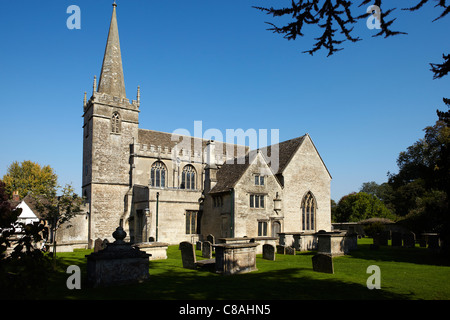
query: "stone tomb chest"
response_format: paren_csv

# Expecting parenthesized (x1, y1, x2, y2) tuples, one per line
(86, 226, 150, 287)
(214, 242, 258, 275)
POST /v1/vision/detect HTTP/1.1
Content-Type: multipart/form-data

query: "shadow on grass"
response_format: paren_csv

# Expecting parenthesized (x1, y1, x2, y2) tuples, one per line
(348, 243, 450, 267)
(45, 255, 411, 300)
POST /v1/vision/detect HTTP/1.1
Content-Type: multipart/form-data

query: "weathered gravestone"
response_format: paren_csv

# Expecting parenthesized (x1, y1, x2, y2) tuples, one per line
(276, 245, 286, 255)
(207, 234, 215, 245)
(94, 238, 103, 253)
(312, 253, 334, 274)
(392, 232, 402, 246)
(180, 241, 197, 269)
(262, 244, 276, 261)
(202, 241, 213, 259)
(379, 231, 390, 246)
(403, 232, 415, 248)
(285, 246, 296, 255)
(196, 241, 202, 251)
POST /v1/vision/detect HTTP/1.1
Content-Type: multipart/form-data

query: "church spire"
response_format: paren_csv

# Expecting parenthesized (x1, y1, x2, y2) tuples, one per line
(98, 1, 126, 99)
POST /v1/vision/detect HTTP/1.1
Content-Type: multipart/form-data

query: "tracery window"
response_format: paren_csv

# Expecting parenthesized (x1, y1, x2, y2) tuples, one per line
(150, 161, 166, 188)
(111, 112, 121, 134)
(181, 165, 196, 190)
(301, 192, 316, 231)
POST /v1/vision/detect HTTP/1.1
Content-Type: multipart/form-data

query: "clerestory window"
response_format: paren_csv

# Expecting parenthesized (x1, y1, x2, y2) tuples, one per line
(150, 161, 166, 188)
(181, 165, 196, 190)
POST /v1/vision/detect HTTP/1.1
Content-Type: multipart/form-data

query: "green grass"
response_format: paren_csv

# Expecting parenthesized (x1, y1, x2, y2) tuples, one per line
(41, 238, 450, 300)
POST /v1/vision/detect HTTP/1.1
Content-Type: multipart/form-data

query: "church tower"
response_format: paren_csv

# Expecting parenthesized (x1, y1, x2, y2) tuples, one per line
(82, 2, 140, 245)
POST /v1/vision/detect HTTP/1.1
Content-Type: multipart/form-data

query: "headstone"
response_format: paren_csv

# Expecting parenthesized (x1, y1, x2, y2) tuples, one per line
(419, 237, 427, 247)
(373, 233, 380, 246)
(202, 241, 213, 259)
(276, 245, 286, 254)
(312, 253, 334, 274)
(285, 246, 296, 255)
(94, 238, 103, 252)
(102, 239, 109, 250)
(179, 241, 196, 269)
(392, 232, 402, 246)
(207, 234, 215, 245)
(196, 241, 202, 251)
(262, 244, 276, 261)
(379, 231, 390, 246)
(403, 232, 415, 248)
(427, 234, 440, 250)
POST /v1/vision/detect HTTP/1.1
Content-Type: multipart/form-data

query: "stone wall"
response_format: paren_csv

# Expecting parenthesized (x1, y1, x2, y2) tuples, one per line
(281, 135, 331, 233)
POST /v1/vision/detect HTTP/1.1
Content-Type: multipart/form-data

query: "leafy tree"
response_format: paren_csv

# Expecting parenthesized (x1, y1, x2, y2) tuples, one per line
(0, 180, 52, 299)
(334, 191, 395, 222)
(2, 160, 58, 199)
(33, 184, 84, 263)
(387, 120, 450, 252)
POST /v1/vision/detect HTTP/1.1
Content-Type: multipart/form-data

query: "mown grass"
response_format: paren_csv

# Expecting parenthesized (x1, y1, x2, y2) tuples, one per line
(42, 238, 450, 300)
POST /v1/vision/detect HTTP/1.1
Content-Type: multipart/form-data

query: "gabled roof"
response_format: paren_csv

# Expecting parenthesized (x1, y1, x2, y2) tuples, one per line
(10, 194, 49, 220)
(208, 152, 255, 194)
(259, 135, 306, 175)
(208, 133, 331, 194)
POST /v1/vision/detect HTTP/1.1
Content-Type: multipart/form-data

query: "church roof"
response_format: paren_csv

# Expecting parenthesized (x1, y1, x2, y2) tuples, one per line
(209, 135, 307, 193)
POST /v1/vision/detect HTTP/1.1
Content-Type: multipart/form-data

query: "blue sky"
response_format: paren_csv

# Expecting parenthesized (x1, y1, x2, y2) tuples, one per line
(0, 0, 449, 202)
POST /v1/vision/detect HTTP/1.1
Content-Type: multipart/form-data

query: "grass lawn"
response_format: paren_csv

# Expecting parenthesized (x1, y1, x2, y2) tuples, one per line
(42, 238, 450, 300)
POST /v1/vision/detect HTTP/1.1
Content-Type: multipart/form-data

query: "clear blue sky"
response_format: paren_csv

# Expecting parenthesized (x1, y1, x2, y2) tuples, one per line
(0, 0, 449, 202)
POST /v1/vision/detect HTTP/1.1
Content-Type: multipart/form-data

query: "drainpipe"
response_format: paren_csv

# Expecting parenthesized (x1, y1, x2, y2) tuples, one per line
(156, 192, 160, 242)
(230, 189, 235, 238)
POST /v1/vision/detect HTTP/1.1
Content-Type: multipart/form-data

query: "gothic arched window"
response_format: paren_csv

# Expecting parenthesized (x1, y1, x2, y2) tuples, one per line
(181, 165, 196, 190)
(150, 161, 166, 188)
(301, 192, 316, 231)
(111, 112, 121, 134)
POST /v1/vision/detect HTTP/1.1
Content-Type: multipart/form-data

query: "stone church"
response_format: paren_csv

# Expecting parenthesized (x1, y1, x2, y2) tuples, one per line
(78, 3, 332, 248)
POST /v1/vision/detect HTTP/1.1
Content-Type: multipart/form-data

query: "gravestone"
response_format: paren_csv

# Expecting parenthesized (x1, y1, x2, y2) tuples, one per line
(262, 244, 276, 261)
(202, 241, 213, 259)
(196, 241, 202, 251)
(379, 231, 390, 246)
(373, 233, 380, 246)
(276, 245, 286, 254)
(312, 253, 334, 274)
(392, 232, 402, 246)
(207, 234, 215, 245)
(285, 246, 296, 255)
(94, 238, 103, 253)
(403, 232, 415, 248)
(180, 241, 196, 269)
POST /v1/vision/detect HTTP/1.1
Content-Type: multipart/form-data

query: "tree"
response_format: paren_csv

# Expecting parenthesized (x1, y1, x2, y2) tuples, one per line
(2, 160, 58, 199)
(0, 180, 52, 299)
(334, 191, 395, 222)
(254, 0, 450, 56)
(387, 120, 450, 252)
(33, 184, 84, 264)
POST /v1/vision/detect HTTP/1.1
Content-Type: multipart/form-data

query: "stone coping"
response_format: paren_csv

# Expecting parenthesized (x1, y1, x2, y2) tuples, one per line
(133, 242, 169, 248)
(214, 243, 259, 249)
